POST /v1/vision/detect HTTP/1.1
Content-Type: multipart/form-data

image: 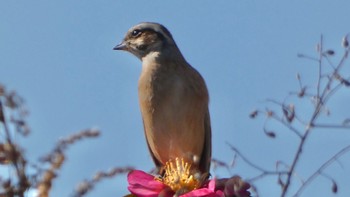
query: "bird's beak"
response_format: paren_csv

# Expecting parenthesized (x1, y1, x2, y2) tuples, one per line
(113, 41, 127, 50)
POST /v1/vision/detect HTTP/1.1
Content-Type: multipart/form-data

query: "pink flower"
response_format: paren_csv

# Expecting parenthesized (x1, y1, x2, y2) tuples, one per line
(127, 170, 250, 197)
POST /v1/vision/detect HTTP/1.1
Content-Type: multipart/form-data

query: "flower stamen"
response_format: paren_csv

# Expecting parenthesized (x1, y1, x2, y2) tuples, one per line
(161, 157, 201, 194)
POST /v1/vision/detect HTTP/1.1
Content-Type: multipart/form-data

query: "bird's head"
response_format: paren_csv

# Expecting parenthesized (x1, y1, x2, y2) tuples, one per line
(114, 22, 178, 60)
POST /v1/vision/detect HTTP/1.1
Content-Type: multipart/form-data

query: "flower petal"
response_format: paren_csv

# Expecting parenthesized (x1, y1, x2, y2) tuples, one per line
(180, 179, 224, 197)
(127, 170, 169, 197)
(208, 179, 216, 191)
(180, 188, 215, 197)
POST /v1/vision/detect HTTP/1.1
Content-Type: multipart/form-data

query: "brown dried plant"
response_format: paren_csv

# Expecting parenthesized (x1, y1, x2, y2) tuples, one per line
(0, 85, 30, 197)
(0, 84, 133, 197)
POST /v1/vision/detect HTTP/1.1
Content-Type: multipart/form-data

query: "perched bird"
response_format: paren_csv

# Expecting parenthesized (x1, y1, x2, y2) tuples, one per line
(114, 22, 211, 176)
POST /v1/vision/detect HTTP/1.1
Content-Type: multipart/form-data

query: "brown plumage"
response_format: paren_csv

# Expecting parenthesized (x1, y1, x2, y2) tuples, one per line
(114, 22, 211, 176)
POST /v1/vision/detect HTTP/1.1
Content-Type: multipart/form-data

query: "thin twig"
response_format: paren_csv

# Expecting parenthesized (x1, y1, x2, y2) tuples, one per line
(264, 99, 303, 138)
(269, 114, 303, 138)
(226, 142, 288, 182)
(281, 36, 350, 197)
(313, 124, 350, 129)
(226, 143, 269, 173)
(293, 145, 350, 196)
(316, 35, 323, 100)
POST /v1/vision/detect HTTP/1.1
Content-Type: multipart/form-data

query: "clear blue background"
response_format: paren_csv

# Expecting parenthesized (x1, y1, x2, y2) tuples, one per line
(1, 1, 350, 196)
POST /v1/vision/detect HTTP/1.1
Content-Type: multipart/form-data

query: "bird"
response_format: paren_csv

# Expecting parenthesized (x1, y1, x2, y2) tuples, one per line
(113, 22, 211, 177)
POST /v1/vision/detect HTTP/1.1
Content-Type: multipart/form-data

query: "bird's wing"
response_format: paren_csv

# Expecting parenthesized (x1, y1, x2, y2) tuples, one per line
(142, 119, 164, 174)
(199, 109, 212, 175)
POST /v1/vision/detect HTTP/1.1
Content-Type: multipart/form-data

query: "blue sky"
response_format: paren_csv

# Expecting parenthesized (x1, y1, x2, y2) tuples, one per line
(1, 1, 350, 197)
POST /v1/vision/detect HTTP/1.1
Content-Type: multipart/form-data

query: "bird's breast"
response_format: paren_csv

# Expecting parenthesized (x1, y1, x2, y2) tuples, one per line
(138, 63, 208, 165)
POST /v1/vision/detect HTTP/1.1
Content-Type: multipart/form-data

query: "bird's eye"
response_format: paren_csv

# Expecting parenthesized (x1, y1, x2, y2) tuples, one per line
(131, 30, 141, 37)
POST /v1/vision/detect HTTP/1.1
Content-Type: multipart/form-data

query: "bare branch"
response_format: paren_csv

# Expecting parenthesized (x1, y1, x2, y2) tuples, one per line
(281, 35, 350, 197)
(293, 145, 350, 196)
(226, 142, 288, 183)
(313, 123, 350, 129)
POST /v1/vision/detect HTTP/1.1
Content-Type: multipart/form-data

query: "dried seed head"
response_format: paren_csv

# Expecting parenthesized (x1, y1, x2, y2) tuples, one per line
(93, 172, 105, 182)
(75, 180, 92, 196)
(43, 170, 56, 182)
(264, 130, 276, 138)
(249, 110, 258, 118)
(342, 35, 349, 48)
(325, 50, 335, 56)
(298, 87, 306, 97)
(332, 180, 338, 193)
(52, 153, 65, 169)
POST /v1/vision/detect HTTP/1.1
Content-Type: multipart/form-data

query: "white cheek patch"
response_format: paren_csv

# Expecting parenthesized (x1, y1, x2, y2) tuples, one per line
(134, 38, 145, 46)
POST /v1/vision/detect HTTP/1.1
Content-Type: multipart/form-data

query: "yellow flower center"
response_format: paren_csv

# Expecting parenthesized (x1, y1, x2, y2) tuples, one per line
(161, 157, 201, 194)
